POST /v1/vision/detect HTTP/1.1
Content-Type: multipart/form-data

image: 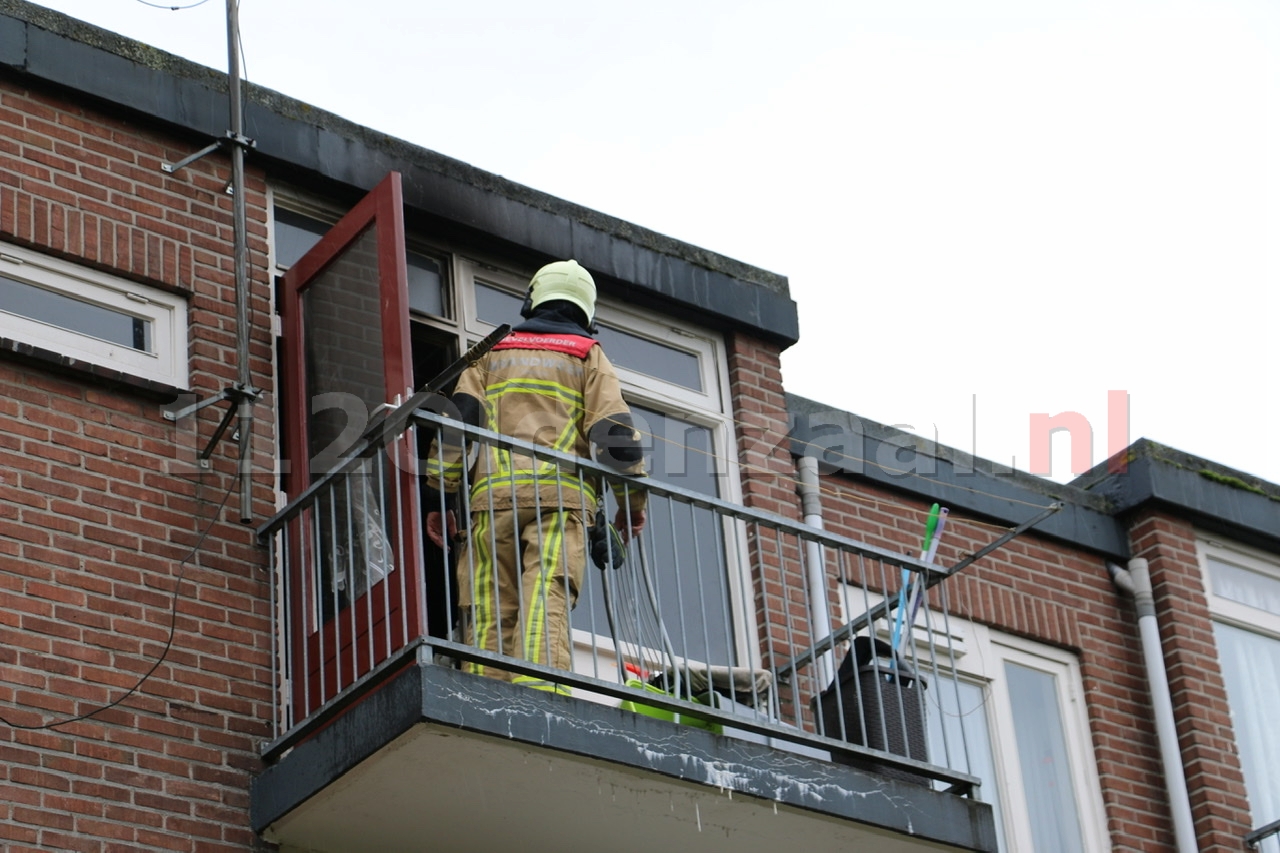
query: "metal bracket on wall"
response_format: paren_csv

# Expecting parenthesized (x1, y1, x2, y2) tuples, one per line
(163, 382, 261, 469)
(160, 130, 257, 193)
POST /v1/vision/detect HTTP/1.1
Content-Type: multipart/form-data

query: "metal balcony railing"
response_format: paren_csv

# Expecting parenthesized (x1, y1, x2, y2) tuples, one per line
(258, 404, 1003, 793)
(1249, 819, 1280, 851)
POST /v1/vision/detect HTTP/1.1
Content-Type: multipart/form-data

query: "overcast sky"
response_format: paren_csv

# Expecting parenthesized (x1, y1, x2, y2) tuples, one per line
(27, 0, 1280, 486)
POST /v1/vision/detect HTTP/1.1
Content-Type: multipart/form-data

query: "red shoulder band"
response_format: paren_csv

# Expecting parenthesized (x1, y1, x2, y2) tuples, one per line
(491, 332, 598, 359)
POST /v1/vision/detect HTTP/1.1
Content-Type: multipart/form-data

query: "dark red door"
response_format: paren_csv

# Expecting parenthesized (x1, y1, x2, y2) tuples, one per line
(279, 172, 425, 716)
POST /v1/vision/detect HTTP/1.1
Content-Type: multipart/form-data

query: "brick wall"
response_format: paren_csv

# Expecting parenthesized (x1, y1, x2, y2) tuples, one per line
(0, 73, 277, 851)
(1129, 510, 1253, 852)
(726, 332, 810, 687)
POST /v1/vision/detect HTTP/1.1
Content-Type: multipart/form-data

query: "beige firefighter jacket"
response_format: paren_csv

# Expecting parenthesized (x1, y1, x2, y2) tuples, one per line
(426, 332, 646, 514)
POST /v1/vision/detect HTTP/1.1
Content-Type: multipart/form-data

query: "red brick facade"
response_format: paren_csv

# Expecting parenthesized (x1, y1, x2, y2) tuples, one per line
(1129, 511, 1254, 851)
(0, 75, 277, 851)
(726, 332, 810, 693)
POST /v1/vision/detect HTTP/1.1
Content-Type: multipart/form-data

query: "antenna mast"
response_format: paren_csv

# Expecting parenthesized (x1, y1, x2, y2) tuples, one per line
(226, 0, 255, 523)
(161, 0, 260, 524)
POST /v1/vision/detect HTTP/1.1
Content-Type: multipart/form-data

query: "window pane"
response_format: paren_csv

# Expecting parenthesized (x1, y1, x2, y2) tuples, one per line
(1215, 622, 1280, 829)
(475, 281, 523, 325)
(407, 252, 444, 317)
(274, 208, 328, 269)
(473, 282, 704, 393)
(574, 404, 732, 665)
(1210, 557, 1280, 617)
(927, 677, 1008, 853)
(1006, 661, 1085, 853)
(0, 274, 149, 351)
(597, 323, 702, 391)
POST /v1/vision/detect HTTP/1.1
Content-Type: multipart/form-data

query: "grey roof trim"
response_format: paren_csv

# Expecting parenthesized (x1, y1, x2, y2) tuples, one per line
(787, 394, 1130, 559)
(1073, 439, 1280, 552)
(788, 396, 1280, 558)
(0, 1, 799, 346)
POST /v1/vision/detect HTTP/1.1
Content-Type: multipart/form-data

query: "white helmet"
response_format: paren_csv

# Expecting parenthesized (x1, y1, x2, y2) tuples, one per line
(524, 259, 597, 323)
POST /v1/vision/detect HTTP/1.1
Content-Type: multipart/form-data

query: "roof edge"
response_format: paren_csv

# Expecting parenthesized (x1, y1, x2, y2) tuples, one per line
(786, 393, 1129, 559)
(0, 0, 798, 346)
(1074, 439, 1280, 552)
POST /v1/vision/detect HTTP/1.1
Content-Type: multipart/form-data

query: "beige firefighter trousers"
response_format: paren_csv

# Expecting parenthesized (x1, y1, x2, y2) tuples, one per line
(455, 505, 587, 688)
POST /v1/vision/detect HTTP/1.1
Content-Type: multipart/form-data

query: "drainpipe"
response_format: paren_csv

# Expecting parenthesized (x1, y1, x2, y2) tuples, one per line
(1108, 558, 1198, 853)
(797, 456, 834, 688)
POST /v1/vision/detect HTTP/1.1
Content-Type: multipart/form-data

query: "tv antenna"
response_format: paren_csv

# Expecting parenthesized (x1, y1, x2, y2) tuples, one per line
(160, 0, 259, 524)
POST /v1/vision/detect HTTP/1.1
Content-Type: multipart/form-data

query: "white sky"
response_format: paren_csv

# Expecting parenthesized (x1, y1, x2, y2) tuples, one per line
(27, 0, 1280, 486)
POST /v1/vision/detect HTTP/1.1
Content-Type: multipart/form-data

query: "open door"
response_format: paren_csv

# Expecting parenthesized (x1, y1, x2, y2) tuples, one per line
(279, 172, 425, 715)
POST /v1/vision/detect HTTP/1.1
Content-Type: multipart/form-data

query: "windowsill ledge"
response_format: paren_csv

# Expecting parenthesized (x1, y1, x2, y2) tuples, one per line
(0, 336, 187, 402)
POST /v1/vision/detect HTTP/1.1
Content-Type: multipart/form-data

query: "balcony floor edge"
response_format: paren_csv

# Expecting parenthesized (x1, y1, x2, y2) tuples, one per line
(251, 659, 998, 853)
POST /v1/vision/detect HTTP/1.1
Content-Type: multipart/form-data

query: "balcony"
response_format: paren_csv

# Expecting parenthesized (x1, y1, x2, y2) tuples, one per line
(250, 400, 1002, 852)
(1249, 819, 1280, 852)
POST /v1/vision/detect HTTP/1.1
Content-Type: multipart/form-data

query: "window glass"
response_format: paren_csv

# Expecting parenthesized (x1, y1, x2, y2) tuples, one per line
(1215, 621, 1280, 836)
(927, 677, 1008, 852)
(1209, 556, 1280, 618)
(0, 274, 150, 351)
(274, 208, 329, 270)
(597, 323, 702, 391)
(302, 225, 386, 467)
(0, 242, 187, 387)
(1202, 540, 1280, 837)
(574, 404, 732, 665)
(407, 253, 444, 317)
(475, 280, 523, 325)
(1006, 661, 1086, 853)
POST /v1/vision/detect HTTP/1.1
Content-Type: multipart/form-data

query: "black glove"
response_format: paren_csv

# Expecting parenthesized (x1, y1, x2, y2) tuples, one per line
(589, 509, 626, 570)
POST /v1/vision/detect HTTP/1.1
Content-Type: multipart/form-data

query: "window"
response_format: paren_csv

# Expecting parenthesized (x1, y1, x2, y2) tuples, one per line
(456, 259, 743, 669)
(840, 591, 1109, 853)
(0, 241, 188, 387)
(270, 192, 741, 659)
(936, 630, 1107, 852)
(1200, 537, 1280, 839)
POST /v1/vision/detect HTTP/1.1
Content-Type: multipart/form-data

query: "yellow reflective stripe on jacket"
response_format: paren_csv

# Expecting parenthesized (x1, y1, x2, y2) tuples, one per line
(439, 338, 641, 511)
(470, 473, 597, 504)
(485, 377, 584, 412)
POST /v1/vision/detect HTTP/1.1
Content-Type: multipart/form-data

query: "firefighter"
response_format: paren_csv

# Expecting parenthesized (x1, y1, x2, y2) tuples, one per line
(426, 259, 646, 692)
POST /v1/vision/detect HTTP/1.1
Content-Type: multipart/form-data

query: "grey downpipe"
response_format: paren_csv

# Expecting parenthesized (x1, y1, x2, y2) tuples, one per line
(1109, 558, 1198, 853)
(797, 456, 834, 687)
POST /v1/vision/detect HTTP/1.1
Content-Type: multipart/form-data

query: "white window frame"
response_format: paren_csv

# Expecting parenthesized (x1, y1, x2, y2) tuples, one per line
(1198, 534, 1280, 834)
(1199, 535, 1280, 636)
(0, 241, 188, 387)
(452, 258, 753, 673)
(270, 210, 756, 676)
(838, 586, 1109, 852)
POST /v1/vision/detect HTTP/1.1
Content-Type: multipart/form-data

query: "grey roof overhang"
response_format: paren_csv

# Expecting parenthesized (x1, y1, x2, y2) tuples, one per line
(1073, 439, 1280, 554)
(788, 396, 1280, 560)
(787, 394, 1131, 561)
(0, 0, 798, 347)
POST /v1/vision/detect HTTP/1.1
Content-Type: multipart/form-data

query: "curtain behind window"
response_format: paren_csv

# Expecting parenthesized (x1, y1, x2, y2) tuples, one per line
(1216, 622, 1280, 832)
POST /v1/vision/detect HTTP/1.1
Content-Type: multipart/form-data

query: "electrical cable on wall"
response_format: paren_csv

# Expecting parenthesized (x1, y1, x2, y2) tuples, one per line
(0, 475, 237, 731)
(135, 0, 213, 9)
